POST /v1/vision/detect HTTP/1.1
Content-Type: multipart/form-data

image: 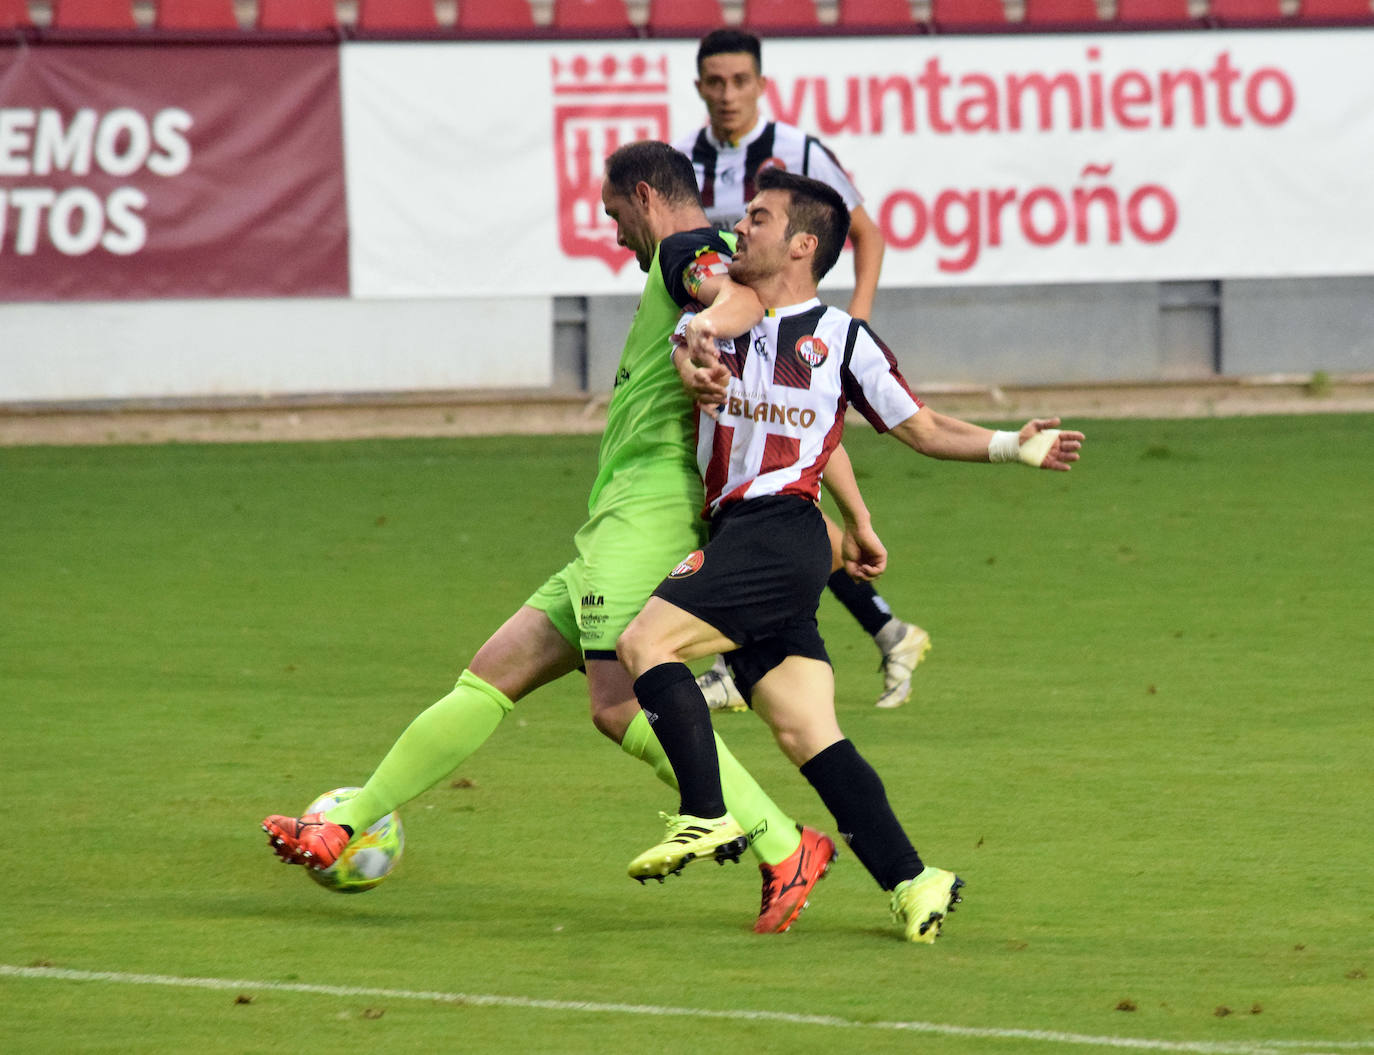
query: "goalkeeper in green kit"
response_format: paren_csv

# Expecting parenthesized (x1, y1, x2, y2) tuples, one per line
(264, 140, 839, 935)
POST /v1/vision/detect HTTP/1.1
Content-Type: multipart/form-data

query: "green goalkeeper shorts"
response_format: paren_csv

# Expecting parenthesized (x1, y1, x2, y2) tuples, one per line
(526, 485, 706, 659)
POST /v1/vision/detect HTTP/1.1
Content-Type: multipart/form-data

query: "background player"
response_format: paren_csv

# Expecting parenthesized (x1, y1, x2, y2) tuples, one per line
(676, 28, 929, 711)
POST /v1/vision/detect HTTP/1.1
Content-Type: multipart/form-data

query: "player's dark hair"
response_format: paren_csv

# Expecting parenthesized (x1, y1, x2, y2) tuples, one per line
(604, 141, 702, 208)
(696, 28, 762, 75)
(756, 167, 850, 282)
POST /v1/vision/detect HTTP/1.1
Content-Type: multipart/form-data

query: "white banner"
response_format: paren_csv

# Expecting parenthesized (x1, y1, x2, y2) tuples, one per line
(342, 29, 1374, 297)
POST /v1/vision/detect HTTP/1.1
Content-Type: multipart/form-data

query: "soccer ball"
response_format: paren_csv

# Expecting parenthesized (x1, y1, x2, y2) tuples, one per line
(302, 787, 404, 894)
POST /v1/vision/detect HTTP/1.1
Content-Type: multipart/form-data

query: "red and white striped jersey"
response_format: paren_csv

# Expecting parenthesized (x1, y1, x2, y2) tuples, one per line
(673, 299, 923, 517)
(672, 119, 862, 231)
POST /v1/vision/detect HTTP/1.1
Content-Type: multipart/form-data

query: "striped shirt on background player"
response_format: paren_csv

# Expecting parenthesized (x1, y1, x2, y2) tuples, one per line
(673, 120, 863, 233)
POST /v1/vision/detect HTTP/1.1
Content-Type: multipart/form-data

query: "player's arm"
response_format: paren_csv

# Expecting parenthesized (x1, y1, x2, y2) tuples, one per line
(671, 312, 729, 409)
(890, 410, 1084, 470)
(667, 240, 761, 407)
(821, 444, 887, 581)
(682, 274, 763, 366)
(671, 276, 763, 409)
(844, 320, 1084, 469)
(663, 234, 765, 367)
(820, 443, 870, 532)
(845, 204, 885, 322)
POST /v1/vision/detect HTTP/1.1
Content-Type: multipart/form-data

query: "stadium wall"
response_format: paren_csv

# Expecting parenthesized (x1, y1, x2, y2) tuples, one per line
(2, 28, 1372, 405)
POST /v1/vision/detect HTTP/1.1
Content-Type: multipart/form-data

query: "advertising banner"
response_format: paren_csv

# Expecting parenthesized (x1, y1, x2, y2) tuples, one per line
(343, 30, 1374, 296)
(4, 32, 1371, 302)
(0, 45, 347, 301)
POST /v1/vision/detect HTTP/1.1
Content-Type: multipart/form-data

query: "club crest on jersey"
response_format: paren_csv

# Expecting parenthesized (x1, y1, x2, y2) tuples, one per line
(795, 335, 829, 368)
(668, 550, 705, 579)
(551, 52, 670, 274)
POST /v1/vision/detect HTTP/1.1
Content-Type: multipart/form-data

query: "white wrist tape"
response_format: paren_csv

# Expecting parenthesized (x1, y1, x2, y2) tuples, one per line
(988, 430, 1020, 463)
(989, 428, 1061, 467)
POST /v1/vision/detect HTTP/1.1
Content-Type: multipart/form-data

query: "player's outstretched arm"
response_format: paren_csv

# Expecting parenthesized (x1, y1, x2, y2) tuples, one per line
(845, 204, 885, 322)
(891, 411, 1085, 470)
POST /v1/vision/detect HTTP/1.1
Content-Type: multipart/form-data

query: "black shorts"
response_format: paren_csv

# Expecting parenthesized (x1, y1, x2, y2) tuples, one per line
(724, 632, 830, 705)
(653, 494, 831, 700)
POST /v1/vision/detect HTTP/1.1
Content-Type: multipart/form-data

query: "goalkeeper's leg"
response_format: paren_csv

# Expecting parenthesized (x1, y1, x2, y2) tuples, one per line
(263, 607, 579, 868)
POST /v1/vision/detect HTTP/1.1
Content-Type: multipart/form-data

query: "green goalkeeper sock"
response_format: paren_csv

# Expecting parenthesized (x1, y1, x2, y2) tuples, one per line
(325, 668, 513, 833)
(619, 710, 801, 866)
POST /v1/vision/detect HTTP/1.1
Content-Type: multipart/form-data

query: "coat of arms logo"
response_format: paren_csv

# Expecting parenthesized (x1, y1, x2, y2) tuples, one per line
(552, 52, 671, 273)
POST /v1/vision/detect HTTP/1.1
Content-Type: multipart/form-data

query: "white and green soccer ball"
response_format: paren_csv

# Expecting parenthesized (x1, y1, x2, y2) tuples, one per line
(302, 787, 404, 894)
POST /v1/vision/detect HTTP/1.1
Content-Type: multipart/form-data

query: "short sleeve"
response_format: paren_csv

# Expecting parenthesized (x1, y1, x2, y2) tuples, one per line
(803, 136, 863, 211)
(658, 229, 734, 309)
(841, 322, 922, 432)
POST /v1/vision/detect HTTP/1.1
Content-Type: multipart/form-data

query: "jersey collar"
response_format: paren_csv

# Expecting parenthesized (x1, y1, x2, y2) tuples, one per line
(705, 115, 768, 151)
(763, 298, 822, 318)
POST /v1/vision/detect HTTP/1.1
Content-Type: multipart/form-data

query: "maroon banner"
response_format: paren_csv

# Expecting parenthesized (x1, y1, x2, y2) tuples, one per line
(0, 45, 346, 301)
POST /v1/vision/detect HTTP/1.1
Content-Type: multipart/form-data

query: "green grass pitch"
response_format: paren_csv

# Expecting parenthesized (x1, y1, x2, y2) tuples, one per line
(2, 415, 1370, 1054)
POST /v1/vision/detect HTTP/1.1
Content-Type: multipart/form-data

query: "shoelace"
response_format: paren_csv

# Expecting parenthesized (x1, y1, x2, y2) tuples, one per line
(758, 868, 781, 913)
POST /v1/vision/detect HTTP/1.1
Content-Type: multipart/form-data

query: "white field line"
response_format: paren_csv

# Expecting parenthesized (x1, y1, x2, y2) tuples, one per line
(2, 964, 1370, 1055)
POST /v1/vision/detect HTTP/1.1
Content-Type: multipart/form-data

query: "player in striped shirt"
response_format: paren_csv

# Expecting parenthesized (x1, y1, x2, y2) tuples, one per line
(617, 168, 1084, 942)
(678, 28, 932, 713)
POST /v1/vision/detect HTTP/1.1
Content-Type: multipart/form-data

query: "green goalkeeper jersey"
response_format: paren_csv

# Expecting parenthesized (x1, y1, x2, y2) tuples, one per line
(587, 228, 735, 513)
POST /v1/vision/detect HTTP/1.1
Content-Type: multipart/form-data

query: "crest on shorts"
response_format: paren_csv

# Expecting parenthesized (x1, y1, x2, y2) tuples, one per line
(795, 335, 829, 368)
(668, 549, 705, 579)
(551, 52, 671, 274)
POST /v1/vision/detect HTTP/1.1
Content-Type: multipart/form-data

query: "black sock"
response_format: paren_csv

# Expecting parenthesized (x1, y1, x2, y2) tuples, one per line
(800, 739, 922, 890)
(633, 662, 726, 818)
(827, 569, 893, 638)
